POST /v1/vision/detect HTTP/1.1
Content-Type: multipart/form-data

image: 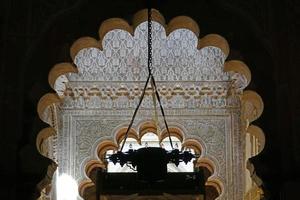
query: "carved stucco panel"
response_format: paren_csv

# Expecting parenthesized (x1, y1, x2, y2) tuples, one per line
(74, 117, 130, 180)
(50, 17, 250, 200)
(70, 22, 228, 83)
(180, 118, 226, 173)
(57, 103, 244, 200)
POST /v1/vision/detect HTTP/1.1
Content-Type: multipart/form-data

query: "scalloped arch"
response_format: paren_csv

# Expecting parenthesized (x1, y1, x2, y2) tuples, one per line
(98, 18, 133, 42)
(242, 90, 264, 122)
(115, 127, 140, 145)
(96, 140, 119, 162)
(247, 125, 265, 154)
(167, 16, 200, 37)
(78, 180, 95, 199)
(132, 9, 166, 29)
(68, 9, 230, 64)
(48, 62, 78, 89)
(206, 178, 224, 196)
(224, 60, 251, 85)
(70, 37, 100, 60)
(138, 120, 159, 140)
(195, 156, 224, 199)
(37, 93, 61, 123)
(246, 160, 264, 188)
(36, 162, 58, 195)
(35, 8, 266, 199)
(85, 159, 106, 178)
(195, 157, 217, 175)
(36, 127, 56, 156)
(198, 34, 230, 57)
(160, 127, 184, 143)
(181, 138, 203, 155)
(113, 121, 188, 147)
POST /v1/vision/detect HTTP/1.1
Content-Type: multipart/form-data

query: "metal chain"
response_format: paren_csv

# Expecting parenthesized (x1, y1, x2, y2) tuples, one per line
(147, 8, 174, 150)
(120, 7, 174, 151)
(147, 8, 153, 76)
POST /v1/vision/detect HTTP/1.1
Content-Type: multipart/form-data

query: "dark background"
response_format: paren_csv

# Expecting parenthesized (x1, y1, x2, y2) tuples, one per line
(0, 0, 299, 199)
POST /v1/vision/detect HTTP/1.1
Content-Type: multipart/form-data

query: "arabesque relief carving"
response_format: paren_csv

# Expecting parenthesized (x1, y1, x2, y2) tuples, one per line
(36, 9, 264, 200)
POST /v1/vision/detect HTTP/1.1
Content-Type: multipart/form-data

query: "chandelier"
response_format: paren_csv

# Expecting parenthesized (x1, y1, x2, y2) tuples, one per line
(108, 6, 197, 183)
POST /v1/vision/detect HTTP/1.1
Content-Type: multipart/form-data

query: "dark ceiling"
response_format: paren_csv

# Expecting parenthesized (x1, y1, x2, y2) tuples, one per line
(1, 0, 299, 199)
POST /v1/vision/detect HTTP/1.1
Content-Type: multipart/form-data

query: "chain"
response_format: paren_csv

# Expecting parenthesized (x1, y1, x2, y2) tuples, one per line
(120, 7, 174, 151)
(147, 8, 174, 150)
(147, 8, 153, 76)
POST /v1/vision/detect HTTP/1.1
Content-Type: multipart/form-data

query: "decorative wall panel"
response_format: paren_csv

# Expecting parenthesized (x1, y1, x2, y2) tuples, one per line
(36, 9, 264, 200)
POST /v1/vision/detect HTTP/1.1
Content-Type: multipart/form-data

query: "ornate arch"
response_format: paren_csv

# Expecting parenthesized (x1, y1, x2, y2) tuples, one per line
(36, 8, 265, 200)
(79, 120, 223, 199)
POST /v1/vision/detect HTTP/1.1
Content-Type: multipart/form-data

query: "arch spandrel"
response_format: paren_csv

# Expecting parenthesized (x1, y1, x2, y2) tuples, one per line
(36, 9, 265, 200)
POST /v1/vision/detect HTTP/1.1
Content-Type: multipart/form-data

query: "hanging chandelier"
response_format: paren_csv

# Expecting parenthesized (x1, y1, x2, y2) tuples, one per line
(108, 6, 197, 183)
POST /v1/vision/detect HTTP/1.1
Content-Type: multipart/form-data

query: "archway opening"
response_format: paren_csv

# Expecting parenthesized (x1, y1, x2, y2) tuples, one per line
(107, 132, 195, 173)
(198, 166, 220, 200)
